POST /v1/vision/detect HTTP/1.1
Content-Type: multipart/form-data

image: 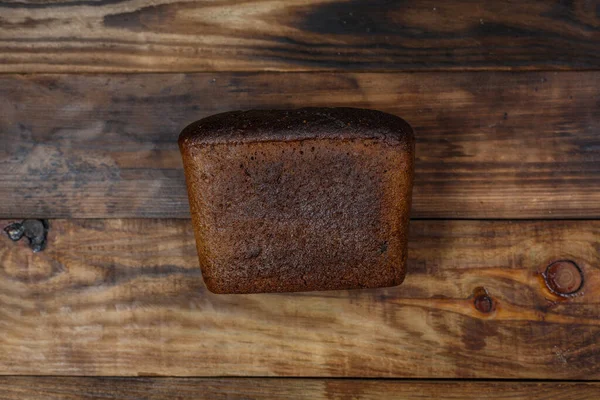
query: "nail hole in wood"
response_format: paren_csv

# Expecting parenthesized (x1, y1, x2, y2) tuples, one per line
(3, 219, 49, 252)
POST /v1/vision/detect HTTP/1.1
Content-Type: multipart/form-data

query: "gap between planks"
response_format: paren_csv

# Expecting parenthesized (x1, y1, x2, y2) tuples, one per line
(0, 377, 599, 400)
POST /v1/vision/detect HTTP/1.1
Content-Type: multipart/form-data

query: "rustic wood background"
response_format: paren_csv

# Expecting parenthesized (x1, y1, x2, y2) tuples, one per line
(1, 0, 599, 398)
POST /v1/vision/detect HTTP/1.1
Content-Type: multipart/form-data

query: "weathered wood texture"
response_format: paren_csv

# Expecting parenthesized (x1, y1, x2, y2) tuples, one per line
(1, 0, 599, 73)
(1, 378, 598, 400)
(1, 218, 599, 377)
(2, 71, 599, 219)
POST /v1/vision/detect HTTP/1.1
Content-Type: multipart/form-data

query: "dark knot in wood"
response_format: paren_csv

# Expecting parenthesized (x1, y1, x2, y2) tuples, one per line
(544, 260, 583, 296)
(473, 286, 493, 314)
(3, 219, 49, 252)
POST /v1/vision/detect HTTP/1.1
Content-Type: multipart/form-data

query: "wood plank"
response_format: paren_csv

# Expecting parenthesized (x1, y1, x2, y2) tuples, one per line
(1, 378, 599, 400)
(1, 71, 599, 219)
(1, 218, 600, 378)
(1, 0, 599, 73)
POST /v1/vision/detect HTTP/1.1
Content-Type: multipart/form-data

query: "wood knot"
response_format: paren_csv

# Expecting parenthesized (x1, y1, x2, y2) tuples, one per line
(3, 219, 49, 252)
(473, 286, 493, 314)
(544, 260, 583, 296)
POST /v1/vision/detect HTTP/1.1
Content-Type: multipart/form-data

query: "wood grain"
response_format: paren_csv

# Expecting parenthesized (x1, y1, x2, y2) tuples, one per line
(1, 218, 600, 378)
(0, 0, 599, 73)
(2, 71, 599, 219)
(1, 377, 598, 400)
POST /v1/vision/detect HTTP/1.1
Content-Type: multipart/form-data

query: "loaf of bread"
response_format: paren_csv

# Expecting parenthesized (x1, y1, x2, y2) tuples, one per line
(179, 108, 414, 294)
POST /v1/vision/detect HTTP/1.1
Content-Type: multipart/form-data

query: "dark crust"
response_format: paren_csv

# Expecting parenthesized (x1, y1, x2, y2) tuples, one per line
(179, 107, 413, 147)
(179, 108, 414, 294)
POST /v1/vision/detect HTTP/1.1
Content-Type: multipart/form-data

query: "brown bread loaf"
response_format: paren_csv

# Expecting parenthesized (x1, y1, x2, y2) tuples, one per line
(179, 108, 414, 294)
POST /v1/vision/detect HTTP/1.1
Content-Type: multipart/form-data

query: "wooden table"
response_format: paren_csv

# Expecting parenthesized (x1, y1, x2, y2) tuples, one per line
(1, 1, 599, 398)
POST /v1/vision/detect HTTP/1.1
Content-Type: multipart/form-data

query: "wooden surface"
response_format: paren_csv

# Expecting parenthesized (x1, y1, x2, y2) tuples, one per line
(1, 0, 599, 73)
(1, 218, 599, 378)
(1, 378, 598, 400)
(2, 71, 599, 219)
(2, 0, 600, 393)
